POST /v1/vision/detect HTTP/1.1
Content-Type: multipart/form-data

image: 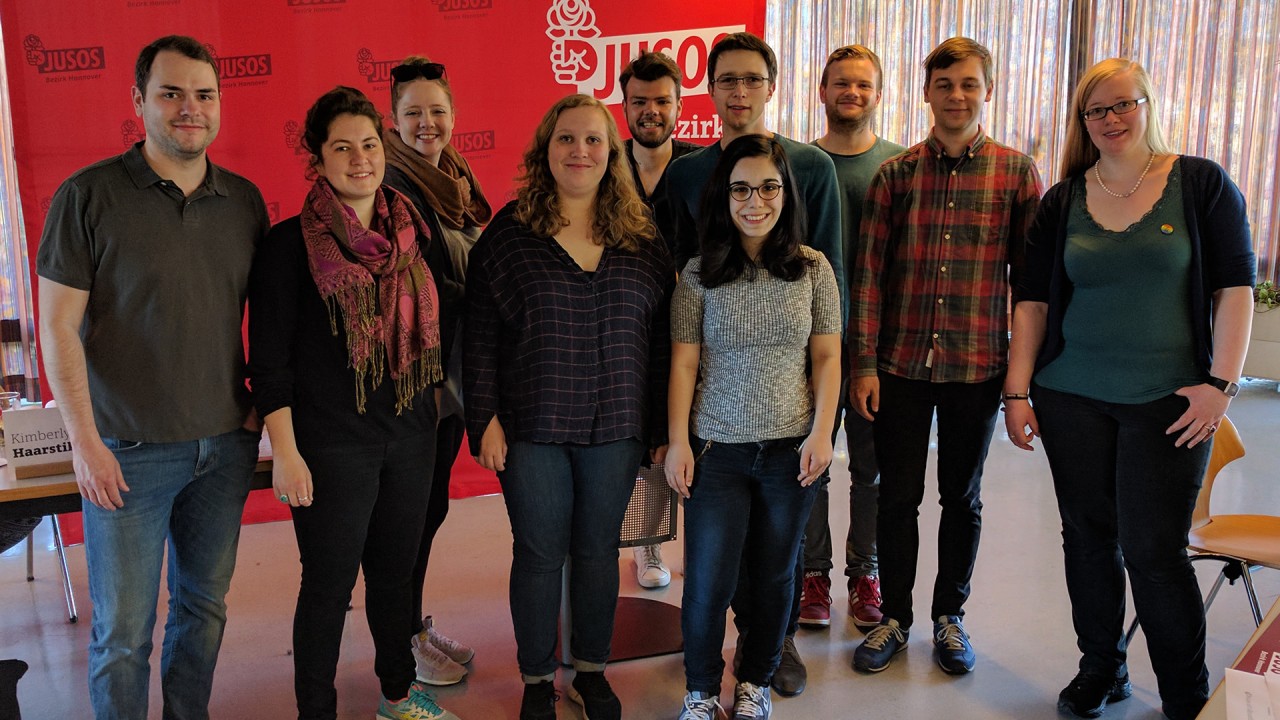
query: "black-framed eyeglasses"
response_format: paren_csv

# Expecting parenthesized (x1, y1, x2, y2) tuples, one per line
(1081, 96, 1147, 121)
(729, 181, 783, 202)
(390, 62, 447, 84)
(713, 75, 768, 91)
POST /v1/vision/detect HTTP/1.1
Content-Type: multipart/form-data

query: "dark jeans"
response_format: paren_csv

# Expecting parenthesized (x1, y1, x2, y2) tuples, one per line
(291, 432, 435, 720)
(410, 413, 467, 633)
(683, 436, 817, 695)
(803, 401, 880, 578)
(874, 372, 1001, 629)
(1034, 385, 1210, 716)
(499, 438, 645, 678)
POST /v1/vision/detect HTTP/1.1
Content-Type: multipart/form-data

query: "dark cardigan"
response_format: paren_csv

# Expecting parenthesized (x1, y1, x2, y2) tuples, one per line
(1016, 156, 1256, 375)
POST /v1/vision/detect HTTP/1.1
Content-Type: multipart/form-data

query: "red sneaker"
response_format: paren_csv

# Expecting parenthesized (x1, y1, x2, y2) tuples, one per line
(798, 571, 831, 628)
(849, 574, 884, 630)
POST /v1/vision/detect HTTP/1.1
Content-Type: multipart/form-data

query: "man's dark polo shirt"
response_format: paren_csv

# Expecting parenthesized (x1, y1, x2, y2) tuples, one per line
(36, 142, 268, 443)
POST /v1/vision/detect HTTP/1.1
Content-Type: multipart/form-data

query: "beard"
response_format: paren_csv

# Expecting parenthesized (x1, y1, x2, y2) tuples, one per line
(826, 107, 872, 135)
(631, 125, 674, 149)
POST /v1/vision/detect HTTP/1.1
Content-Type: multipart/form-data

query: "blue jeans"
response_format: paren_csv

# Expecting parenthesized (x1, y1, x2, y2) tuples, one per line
(682, 435, 817, 695)
(498, 438, 645, 679)
(1034, 385, 1210, 718)
(874, 372, 1000, 629)
(83, 427, 259, 720)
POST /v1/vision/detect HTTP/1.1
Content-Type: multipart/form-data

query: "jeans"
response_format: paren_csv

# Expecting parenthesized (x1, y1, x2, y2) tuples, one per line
(803, 401, 880, 578)
(410, 414, 466, 634)
(1034, 385, 1210, 717)
(499, 438, 645, 679)
(291, 431, 435, 719)
(83, 427, 259, 720)
(874, 372, 1001, 629)
(683, 436, 817, 695)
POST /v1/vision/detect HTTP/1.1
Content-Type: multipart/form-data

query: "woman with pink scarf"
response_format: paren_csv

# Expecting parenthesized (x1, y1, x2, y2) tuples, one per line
(248, 86, 458, 720)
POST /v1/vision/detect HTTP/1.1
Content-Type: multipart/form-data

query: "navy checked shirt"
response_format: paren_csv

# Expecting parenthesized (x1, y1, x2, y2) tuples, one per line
(462, 202, 675, 454)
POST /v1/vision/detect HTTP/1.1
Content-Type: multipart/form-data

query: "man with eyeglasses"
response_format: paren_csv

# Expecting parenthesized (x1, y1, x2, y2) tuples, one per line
(796, 44, 907, 637)
(665, 30, 843, 705)
(850, 37, 1042, 677)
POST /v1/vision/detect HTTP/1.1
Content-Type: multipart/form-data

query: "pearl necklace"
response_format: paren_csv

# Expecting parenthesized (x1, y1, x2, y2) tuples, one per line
(1093, 153, 1155, 198)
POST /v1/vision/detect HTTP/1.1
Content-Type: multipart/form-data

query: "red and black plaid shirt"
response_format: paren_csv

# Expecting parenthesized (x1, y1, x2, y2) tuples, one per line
(851, 130, 1042, 383)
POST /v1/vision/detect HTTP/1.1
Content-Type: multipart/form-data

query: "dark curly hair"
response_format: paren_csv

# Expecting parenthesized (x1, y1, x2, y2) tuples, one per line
(696, 134, 812, 288)
(301, 85, 383, 171)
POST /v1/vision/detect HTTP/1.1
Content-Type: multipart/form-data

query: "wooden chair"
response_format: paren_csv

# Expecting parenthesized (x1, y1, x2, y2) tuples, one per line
(1126, 416, 1274, 644)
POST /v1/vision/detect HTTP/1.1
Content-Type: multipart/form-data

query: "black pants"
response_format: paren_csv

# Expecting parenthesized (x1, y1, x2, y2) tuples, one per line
(874, 372, 1000, 629)
(291, 432, 435, 720)
(410, 413, 466, 634)
(1034, 385, 1209, 718)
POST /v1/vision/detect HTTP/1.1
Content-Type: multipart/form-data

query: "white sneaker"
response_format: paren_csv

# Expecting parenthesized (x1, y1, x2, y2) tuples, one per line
(422, 615, 474, 665)
(679, 691, 727, 720)
(633, 544, 671, 588)
(411, 632, 467, 686)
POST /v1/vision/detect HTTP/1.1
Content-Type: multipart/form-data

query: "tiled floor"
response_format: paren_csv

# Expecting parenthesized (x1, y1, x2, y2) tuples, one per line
(3, 379, 1278, 719)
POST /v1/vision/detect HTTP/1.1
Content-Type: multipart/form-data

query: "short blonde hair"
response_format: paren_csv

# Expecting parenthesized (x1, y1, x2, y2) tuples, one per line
(1059, 58, 1173, 180)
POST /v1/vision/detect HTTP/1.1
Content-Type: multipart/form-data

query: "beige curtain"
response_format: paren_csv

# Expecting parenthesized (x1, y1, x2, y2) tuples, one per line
(0, 25, 39, 400)
(765, 0, 1278, 282)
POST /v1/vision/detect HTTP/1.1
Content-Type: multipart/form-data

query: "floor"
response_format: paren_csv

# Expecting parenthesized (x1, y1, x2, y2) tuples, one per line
(3, 379, 1278, 719)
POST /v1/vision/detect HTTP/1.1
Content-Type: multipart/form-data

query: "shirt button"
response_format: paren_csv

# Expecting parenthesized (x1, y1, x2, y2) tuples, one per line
(947, 201, 954, 208)
(937, 298, 944, 304)
(944, 233, 951, 240)
(951, 170, 957, 176)
(940, 266, 948, 272)
(933, 333, 940, 339)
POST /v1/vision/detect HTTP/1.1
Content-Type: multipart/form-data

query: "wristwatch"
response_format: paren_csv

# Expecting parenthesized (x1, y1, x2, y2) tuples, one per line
(1206, 376, 1240, 397)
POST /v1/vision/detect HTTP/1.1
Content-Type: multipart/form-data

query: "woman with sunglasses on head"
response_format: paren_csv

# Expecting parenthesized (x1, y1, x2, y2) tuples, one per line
(381, 55, 492, 688)
(665, 134, 841, 720)
(1004, 59, 1254, 720)
(248, 86, 459, 720)
(463, 93, 673, 720)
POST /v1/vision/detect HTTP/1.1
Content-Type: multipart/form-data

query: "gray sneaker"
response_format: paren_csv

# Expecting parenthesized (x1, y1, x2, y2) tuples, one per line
(731, 681, 771, 719)
(678, 691, 726, 720)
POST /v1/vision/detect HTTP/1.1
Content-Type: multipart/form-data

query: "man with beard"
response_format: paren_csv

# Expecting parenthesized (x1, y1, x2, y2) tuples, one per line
(619, 51, 698, 591)
(797, 45, 905, 634)
(665, 31, 843, 700)
(36, 35, 267, 718)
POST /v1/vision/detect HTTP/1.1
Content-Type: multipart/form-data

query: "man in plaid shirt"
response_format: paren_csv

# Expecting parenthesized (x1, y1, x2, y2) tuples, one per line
(850, 37, 1042, 676)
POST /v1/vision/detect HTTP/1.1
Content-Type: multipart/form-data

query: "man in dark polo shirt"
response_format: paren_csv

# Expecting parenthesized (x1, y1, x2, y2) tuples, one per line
(618, 50, 698, 592)
(36, 35, 267, 719)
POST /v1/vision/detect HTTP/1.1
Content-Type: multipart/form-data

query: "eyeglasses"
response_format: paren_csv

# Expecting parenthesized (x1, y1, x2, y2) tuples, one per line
(1081, 96, 1147, 121)
(729, 182, 783, 202)
(390, 62, 447, 84)
(713, 75, 768, 91)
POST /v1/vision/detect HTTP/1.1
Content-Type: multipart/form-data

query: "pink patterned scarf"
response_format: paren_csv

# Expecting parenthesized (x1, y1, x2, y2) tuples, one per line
(300, 178, 442, 414)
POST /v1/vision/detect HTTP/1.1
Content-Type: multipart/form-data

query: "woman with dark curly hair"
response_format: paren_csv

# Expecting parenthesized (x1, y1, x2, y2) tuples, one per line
(665, 135, 841, 720)
(463, 93, 674, 720)
(248, 86, 457, 720)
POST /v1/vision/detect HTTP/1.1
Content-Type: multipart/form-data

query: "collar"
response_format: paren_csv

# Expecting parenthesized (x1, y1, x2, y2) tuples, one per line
(924, 127, 987, 161)
(121, 141, 226, 196)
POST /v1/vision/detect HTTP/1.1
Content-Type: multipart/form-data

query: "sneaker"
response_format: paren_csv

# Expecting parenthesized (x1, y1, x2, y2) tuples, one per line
(376, 683, 460, 720)
(1058, 671, 1133, 718)
(568, 670, 621, 720)
(411, 632, 467, 686)
(853, 619, 908, 673)
(933, 615, 976, 674)
(769, 635, 806, 697)
(422, 616, 475, 665)
(797, 572, 831, 628)
(848, 575, 884, 630)
(633, 545, 671, 588)
(678, 691, 727, 720)
(731, 681, 771, 720)
(520, 680, 558, 720)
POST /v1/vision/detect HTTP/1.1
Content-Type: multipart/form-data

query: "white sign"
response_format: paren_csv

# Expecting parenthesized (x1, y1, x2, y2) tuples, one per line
(5, 406, 73, 478)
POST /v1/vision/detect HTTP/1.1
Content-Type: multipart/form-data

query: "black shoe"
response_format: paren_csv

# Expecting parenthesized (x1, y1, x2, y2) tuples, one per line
(520, 680, 558, 720)
(769, 635, 807, 697)
(569, 670, 622, 720)
(1057, 671, 1132, 718)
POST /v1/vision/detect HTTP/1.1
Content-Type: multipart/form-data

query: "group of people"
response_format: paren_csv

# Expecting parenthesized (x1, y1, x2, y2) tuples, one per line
(32, 25, 1255, 720)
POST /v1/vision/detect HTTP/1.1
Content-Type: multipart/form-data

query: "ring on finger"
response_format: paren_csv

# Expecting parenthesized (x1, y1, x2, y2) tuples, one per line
(278, 494, 289, 503)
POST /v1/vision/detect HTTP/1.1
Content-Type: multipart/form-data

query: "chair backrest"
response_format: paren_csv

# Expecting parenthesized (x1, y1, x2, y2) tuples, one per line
(1191, 415, 1246, 530)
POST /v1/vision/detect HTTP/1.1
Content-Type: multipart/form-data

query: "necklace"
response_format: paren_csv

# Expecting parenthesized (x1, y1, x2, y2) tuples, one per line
(1093, 153, 1155, 198)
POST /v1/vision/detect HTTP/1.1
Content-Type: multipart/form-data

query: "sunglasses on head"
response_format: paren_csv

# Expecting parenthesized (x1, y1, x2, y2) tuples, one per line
(390, 62, 446, 83)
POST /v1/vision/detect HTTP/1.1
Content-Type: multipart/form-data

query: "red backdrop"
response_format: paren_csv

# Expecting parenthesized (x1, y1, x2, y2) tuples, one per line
(0, 0, 765, 398)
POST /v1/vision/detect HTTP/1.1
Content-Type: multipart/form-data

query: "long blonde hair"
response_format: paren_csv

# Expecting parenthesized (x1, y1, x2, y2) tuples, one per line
(1059, 58, 1173, 180)
(514, 94, 654, 251)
